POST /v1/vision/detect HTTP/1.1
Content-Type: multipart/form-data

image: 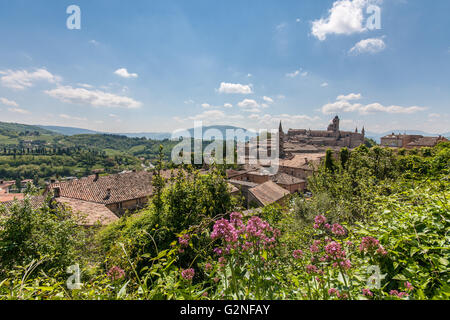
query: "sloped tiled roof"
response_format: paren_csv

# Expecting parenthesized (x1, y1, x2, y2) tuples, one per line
(0, 195, 118, 226)
(56, 197, 119, 226)
(0, 193, 25, 202)
(0, 195, 46, 210)
(48, 171, 154, 204)
(279, 153, 325, 169)
(249, 181, 290, 206)
(271, 173, 305, 185)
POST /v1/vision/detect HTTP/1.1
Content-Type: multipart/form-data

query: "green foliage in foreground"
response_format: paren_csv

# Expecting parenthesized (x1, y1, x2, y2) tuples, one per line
(0, 143, 448, 300)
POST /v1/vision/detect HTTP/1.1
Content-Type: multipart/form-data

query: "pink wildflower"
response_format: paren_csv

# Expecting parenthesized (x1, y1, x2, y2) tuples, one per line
(328, 288, 338, 296)
(331, 223, 347, 236)
(362, 288, 373, 297)
(211, 219, 238, 243)
(107, 266, 125, 281)
(404, 281, 414, 291)
(313, 215, 327, 229)
(293, 249, 303, 259)
(178, 234, 190, 248)
(305, 264, 318, 274)
(181, 268, 195, 281)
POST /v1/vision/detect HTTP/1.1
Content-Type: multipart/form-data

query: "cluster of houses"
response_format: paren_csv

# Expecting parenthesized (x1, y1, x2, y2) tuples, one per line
(0, 179, 33, 202)
(2, 116, 446, 227)
(380, 133, 448, 149)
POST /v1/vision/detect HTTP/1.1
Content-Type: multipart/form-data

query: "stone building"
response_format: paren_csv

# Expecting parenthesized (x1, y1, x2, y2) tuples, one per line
(282, 116, 365, 155)
(380, 133, 448, 149)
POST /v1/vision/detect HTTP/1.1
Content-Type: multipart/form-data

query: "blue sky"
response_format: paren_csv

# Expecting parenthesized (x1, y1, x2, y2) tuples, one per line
(0, 0, 449, 134)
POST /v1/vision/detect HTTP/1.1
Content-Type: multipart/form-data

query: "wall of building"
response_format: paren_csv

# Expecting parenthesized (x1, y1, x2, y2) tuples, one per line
(107, 196, 149, 216)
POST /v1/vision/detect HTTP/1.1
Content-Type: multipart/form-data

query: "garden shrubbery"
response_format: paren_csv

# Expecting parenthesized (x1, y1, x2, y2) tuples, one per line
(0, 143, 448, 300)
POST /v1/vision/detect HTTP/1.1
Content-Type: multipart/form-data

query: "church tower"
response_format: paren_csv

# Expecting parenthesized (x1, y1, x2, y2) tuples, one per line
(278, 121, 285, 158)
(327, 115, 340, 133)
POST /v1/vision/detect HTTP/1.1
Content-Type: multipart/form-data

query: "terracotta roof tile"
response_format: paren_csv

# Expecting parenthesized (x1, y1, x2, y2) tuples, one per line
(56, 197, 119, 226)
(271, 173, 305, 185)
(0, 193, 25, 202)
(249, 181, 290, 206)
(48, 171, 154, 204)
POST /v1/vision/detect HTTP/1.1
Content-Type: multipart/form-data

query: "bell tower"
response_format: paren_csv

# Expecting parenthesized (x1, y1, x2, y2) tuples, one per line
(327, 115, 340, 132)
(278, 121, 285, 158)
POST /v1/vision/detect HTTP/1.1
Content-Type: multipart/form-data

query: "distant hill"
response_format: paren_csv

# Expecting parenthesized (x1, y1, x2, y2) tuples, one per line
(37, 124, 256, 141)
(39, 125, 100, 136)
(0, 121, 57, 136)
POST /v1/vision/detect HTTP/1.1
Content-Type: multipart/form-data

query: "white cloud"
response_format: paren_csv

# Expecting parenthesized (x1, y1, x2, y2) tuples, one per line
(296, 18, 301, 23)
(89, 40, 100, 46)
(217, 82, 253, 94)
(0, 68, 61, 90)
(77, 83, 93, 89)
(337, 93, 362, 101)
(311, 0, 374, 41)
(114, 68, 138, 79)
(0, 97, 18, 107)
(59, 114, 87, 121)
(286, 68, 307, 78)
(322, 94, 427, 115)
(349, 37, 386, 54)
(238, 99, 260, 109)
(202, 102, 233, 109)
(184, 99, 195, 104)
(8, 107, 29, 114)
(187, 110, 226, 121)
(263, 96, 274, 103)
(250, 113, 321, 126)
(44, 86, 142, 109)
(286, 70, 300, 78)
(321, 82, 329, 87)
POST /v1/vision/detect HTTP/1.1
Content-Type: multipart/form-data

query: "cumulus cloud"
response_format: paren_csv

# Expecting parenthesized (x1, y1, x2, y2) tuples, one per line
(349, 37, 386, 54)
(322, 93, 427, 115)
(0, 68, 61, 90)
(311, 0, 377, 41)
(0, 97, 18, 107)
(114, 68, 138, 79)
(44, 86, 142, 109)
(321, 82, 329, 87)
(238, 99, 260, 109)
(217, 82, 253, 94)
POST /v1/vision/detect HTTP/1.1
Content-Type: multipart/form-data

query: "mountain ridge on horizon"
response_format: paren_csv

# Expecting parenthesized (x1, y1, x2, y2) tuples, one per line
(1, 121, 448, 142)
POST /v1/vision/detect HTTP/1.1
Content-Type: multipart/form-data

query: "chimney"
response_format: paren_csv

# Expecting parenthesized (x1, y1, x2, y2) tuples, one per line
(104, 188, 111, 200)
(50, 179, 56, 183)
(94, 172, 99, 182)
(305, 157, 308, 164)
(53, 187, 61, 198)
